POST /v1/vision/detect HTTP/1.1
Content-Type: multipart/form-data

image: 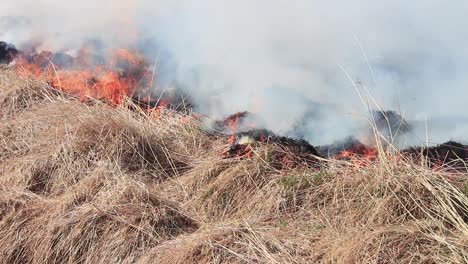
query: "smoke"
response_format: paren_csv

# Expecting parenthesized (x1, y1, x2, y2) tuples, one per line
(1, 0, 468, 146)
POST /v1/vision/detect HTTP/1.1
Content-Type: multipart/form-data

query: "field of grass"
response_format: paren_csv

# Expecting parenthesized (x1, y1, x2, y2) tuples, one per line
(0, 67, 467, 263)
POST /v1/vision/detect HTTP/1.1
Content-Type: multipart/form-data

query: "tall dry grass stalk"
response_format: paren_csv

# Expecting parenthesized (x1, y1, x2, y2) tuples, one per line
(0, 67, 466, 263)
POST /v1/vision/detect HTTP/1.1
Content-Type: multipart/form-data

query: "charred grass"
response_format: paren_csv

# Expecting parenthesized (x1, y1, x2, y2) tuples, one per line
(0, 68, 467, 263)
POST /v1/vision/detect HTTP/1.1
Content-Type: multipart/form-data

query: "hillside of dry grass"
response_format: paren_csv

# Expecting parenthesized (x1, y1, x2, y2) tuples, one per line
(0, 67, 467, 263)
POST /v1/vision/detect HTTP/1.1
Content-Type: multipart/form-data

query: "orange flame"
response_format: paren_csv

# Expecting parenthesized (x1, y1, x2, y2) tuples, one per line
(226, 113, 242, 132)
(14, 46, 151, 106)
(336, 143, 378, 166)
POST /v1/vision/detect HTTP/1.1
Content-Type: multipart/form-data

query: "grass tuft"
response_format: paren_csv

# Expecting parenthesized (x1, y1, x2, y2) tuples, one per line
(0, 68, 466, 263)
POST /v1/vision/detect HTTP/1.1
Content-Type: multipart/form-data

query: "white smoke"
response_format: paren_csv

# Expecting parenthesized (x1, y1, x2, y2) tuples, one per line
(1, 0, 468, 146)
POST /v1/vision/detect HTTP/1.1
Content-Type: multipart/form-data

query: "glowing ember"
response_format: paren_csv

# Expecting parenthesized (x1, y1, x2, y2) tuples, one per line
(221, 128, 320, 170)
(222, 142, 254, 159)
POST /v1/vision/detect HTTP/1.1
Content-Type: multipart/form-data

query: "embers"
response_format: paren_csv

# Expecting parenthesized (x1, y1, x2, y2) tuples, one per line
(222, 129, 269, 159)
(317, 137, 378, 165)
(223, 142, 255, 159)
(216, 111, 320, 168)
(222, 129, 320, 169)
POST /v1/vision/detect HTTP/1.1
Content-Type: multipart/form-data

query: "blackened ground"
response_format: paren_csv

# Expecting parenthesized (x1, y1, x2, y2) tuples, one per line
(320, 137, 468, 168)
(316, 137, 364, 157)
(240, 129, 319, 156)
(0, 41, 18, 64)
(404, 141, 468, 169)
(224, 129, 321, 168)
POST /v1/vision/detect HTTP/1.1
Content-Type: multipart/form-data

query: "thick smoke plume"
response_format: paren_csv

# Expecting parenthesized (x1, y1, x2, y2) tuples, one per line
(1, 0, 468, 146)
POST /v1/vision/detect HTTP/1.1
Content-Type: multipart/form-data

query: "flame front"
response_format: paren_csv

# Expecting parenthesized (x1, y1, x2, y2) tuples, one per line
(336, 143, 378, 166)
(13, 45, 151, 106)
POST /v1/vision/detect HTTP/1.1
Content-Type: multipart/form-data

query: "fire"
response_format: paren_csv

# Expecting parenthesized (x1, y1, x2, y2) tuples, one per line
(222, 141, 253, 159)
(228, 135, 236, 145)
(13, 44, 151, 106)
(146, 99, 174, 118)
(219, 112, 261, 159)
(224, 112, 250, 132)
(335, 142, 378, 166)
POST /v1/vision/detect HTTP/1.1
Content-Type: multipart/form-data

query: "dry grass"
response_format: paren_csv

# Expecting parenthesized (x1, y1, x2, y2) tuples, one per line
(0, 67, 467, 263)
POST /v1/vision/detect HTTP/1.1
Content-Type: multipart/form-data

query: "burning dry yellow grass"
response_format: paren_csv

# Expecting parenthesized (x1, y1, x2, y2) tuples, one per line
(0, 67, 467, 263)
